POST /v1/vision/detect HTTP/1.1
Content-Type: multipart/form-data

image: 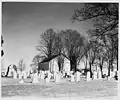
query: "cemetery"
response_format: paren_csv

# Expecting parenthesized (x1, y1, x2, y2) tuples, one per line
(1, 54, 118, 99)
(1, 2, 118, 100)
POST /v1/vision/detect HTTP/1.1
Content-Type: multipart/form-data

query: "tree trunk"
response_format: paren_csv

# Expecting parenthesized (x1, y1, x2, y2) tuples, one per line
(99, 57, 103, 78)
(89, 62, 92, 78)
(85, 57, 88, 70)
(117, 55, 118, 71)
(108, 60, 111, 76)
(58, 61, 61, 71)
(100, 64, 103, 78)
(70, 57, 77, 72)
(111, 59, 113, 72)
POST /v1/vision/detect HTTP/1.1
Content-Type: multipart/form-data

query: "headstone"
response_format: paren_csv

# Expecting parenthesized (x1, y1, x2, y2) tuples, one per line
(87, 71, 91, 81)
(30, 73, 34, 79)
(67, 71, 70, 76)
(23, 72, 27, 79)
(33, 73, 39, 83)
(110, 71, 115, 78)
(93, 71, 98, 80)
(45, 72, 51, 83)
(98, 71, 102, 79)
(55, 73, 60, 83)
(19, 79, 24, 83)
(26, 71, 30, 77)
(108, 76, 111, 80)
(13, 71, 17, 79)
(76, 71, 81, 82)
(71, 74, 75, 82)
(18, 73, 22, 79)
(45, 78, 49, 83)
(40, 71, 45, 80)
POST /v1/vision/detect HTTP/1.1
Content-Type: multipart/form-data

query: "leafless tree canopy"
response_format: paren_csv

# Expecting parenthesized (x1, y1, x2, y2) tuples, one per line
(60, 29, 85, 71)
(18, 59, 26, 72)
(72, 3, 118, 76)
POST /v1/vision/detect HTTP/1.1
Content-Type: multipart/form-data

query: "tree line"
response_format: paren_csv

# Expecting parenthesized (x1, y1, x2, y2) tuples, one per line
(31, 3, 119, 78)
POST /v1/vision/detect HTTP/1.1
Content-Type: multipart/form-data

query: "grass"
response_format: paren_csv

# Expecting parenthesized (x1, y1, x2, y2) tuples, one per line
(1, 77, 118, 99)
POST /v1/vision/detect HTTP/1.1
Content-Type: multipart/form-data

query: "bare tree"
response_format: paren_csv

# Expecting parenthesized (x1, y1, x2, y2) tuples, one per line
(61, 29, 85, 72)
(36, 28, 57, 59)
(72, 3, 118, 76)
(32, 54, 46, 72)
(54, 33, 65, 71)
(18, 59, 26, 72)
(36, 28, 65, 72)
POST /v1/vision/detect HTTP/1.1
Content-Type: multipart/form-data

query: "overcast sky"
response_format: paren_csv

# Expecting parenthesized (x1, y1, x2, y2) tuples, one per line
(2, 2, 93, 70)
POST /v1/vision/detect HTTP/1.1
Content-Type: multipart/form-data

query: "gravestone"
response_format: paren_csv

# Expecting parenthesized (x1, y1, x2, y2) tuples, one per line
(39, 72, 41, 79)
(98, 71, 102, 79)
(23, 72, 27, 79)
(76, 71, 81, 82)
(55, 73, 60, 83)
(110, 71, 115, 78)
(40, 71, 45, 80)
(33, 73, 39, 83)
(13, 71, 17, 79)
(30, 73, 34, 79)
(87, 71, 91, 81)
(109, 71, 116, 80)
(71, 74, 75, 82)
(18, 73, 22, 79)
(93, 71, 98, 80)
(45, 72, 51, 83)
(19, 79, 24, 83)
(45, 77, 49, 83)
(26, 71, 30, 77)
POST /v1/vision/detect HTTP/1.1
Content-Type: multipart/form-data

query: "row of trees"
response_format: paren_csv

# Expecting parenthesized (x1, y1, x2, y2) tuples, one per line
(33, 28, 86, 72)
(33, 3, 118, 77)
(72, 3, 118, 77)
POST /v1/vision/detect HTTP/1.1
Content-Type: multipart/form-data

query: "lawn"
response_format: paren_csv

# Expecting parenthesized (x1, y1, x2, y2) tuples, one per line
(1, 78, 118, 99)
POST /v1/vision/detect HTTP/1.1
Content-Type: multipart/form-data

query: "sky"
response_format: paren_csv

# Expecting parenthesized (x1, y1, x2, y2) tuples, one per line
(2, 2, 93, 70)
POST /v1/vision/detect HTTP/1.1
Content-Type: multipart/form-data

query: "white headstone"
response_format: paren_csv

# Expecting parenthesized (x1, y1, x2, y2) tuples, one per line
(13, 71, 17, 79)
(19, 79, 24, 83)
(40, 71, 45, 80)
(45, 78, 49, 83)
(33, 73, 39, 83)
(18, 73, 22, 79)
(45, 71, 51, 83)
(110, 71, 115, 78)
(23, 72, 27, 79)
(76, 71, 81, 82)
(71, 74, 75, 82)
(93, 71, 98, 80)
(55, 73, 60, 83)
(48, 71, 51, 79)
(98, 71, 102, 79)
(87, 71, 91, 81)
(26, 71, 30, 77)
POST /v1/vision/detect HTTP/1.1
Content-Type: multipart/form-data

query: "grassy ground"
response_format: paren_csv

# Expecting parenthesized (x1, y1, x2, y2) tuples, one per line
(1, 78, 118, 99)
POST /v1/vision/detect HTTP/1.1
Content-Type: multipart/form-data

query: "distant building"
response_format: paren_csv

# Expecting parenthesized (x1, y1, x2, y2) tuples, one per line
(38, 54, 70, 73)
